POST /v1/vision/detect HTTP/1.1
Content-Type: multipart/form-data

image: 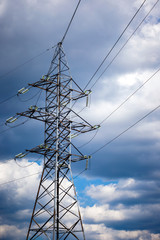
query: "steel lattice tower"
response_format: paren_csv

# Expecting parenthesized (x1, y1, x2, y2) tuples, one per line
(14, 42, 98, 240)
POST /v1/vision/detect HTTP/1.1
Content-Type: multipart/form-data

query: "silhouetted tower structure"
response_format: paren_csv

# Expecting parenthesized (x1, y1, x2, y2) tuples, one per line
(14, 42, 98, 239)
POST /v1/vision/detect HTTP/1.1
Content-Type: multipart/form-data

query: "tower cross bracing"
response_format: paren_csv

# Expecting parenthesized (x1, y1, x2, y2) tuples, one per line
(14, 42, 97, 240)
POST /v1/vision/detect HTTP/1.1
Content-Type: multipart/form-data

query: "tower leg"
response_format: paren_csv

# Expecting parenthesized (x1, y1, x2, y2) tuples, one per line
(26, 163, 85, 240)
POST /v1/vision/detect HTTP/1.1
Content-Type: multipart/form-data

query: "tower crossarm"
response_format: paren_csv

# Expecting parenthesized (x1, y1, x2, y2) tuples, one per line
(16, 106, 100, 134)
(16, 107, 56, 123)
(28, 71, 90, 103)
(14, 143, 90, 164)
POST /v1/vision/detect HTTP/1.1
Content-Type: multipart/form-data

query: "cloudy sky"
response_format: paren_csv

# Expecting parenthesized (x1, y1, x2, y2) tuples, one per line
(0, 0, 160, 239)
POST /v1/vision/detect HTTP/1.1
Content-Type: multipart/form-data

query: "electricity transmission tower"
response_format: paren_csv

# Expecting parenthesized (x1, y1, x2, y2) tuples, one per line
(14, 42, 98, 239)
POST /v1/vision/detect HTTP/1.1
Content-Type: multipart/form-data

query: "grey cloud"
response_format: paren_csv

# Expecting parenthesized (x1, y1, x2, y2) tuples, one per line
(0, 0, 160, 239)
(83, 178, 160, 232)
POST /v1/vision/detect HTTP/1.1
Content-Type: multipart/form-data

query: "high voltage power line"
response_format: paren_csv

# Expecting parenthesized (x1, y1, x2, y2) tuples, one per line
(91, 102, 160, 155)
(0, 0, 158, 135)
(0, 172, 41, 186)
(0, 119, 30, 135)
(0, 94, 17, 105)
(83, 0, 148, 90)
(17, 89, 42, 103)
(61, 0, 81, 43)
(0, 88, 42, 135)
(0, 162, 87, 186)
(0, 0, 159, 154)
(0, 0, 81, 81)
(0, 0, 159, 157)
(0, 0, 81, 104)
(76, 0, 160, 148)
(99, 65, 160, 125)
(0, 45, 57, 81)
(74, 65, 160, 149)
(62, 0, 159, 116)
(0, 1, 160, 234)
(0, 1, 159, 182)
(85, 0, 160, 90)
(1, 100, 160, 186)
(1, 1, 88, 236)
(14, 155, 43, 168)
(0, 0, 149, 107)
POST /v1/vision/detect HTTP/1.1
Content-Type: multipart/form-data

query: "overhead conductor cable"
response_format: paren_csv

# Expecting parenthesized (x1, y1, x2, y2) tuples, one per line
(83, 0, 148, 90)
(91, 103, 160, 155)
(89, 0, 160, 90)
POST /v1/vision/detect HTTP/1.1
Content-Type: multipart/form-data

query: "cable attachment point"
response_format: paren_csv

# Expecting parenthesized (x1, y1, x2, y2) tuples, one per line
(93, 124, 101, 129)
(6, 116, 18, 124)
(84, 90, 92, 95)
(84, 90, 92, 107)
(58, 42, 62, 47)
(29, 105, 38, 111)
(17, 87, 29, 95)
(39, 143, 48, 149)
(15, 152, 28, 159)
(41, 75, 50, 81)
(83, 155, 91, 170)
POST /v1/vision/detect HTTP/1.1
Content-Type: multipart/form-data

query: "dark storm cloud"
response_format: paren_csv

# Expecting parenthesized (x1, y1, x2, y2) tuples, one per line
(0, 0, 160, 239)
(0, 188, 31, 225)
(85, 137, 160, 180)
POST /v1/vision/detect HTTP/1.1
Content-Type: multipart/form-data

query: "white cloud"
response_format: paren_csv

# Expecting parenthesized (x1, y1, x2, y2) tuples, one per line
(0, 225, 26, 240)
(76, 66, 160, 147)
(121, 22, 160, 70)
(0, 159, 84, 238)
(86, 178, 139, 203)
(82, 204, 125, 222)
(80, 178, 160, 231)
(1, 0, 160, 239)
(85, 178, 160, 204)
(82, 203, 160, 223)
(0, 159, 42, 200)
(84, 224, 160, 240)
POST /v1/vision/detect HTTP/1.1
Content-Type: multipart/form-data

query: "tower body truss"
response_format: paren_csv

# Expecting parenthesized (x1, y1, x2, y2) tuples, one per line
(15, 43, 96, 240)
